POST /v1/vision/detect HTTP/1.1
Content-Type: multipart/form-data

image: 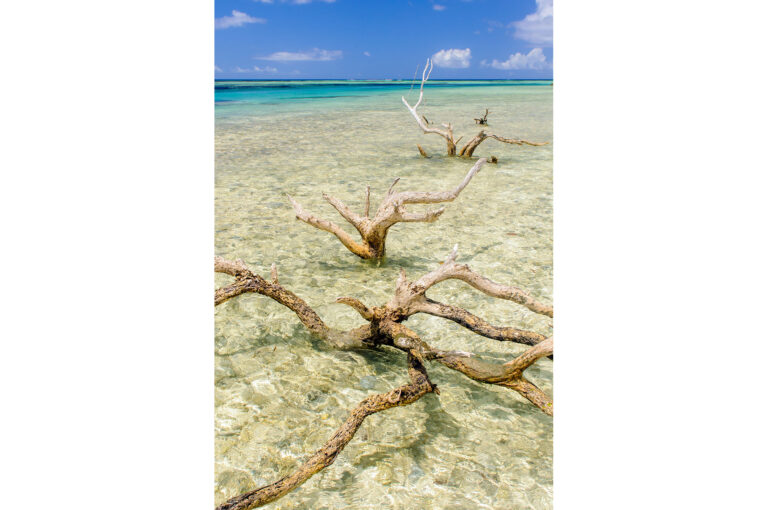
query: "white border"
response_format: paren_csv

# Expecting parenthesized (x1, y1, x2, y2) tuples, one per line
(2, 0, 768, 508)
(1, 1, 213, 508)
(556, 1, 768, 507)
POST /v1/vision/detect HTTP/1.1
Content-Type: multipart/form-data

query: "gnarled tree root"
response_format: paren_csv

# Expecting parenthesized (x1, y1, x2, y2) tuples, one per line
(216, 355, 437, 510)
(214, 247, 552, 508)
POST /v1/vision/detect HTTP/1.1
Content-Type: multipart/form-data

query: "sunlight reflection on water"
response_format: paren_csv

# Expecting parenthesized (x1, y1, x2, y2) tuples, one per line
(215, 83, 552, 509)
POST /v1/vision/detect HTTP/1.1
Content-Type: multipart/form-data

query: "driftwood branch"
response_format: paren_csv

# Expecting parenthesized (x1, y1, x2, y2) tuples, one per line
(214, 250, 552, 508)
(401, 58, 457, 155)
(287, 195, 371, 258)
(403, 60, 548, 158)
(438, 338, 553, 414)
(412, 299, 547, 345)
(458, 131, 549, 157)
(216, 354, 437, 510)
(288, 159, 486, 259)
(214, 256, 371, 349)
(474, 108, 490, 125)
(387, 245, 553, 319)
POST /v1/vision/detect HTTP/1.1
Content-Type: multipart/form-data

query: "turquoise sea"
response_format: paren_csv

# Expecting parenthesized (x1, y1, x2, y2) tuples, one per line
(215, 80, 553, 509)
(216, 79, 552, 118)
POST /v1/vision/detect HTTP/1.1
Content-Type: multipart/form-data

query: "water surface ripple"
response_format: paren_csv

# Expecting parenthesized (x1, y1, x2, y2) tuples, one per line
(215, 81, 553, 509)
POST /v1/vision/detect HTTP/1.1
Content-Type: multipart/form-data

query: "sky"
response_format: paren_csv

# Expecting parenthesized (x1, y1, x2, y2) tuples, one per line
(215, 0, 552, 79)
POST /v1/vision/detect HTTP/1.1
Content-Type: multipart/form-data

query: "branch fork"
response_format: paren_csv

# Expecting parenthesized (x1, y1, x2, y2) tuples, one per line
(403, 58, 548, 159)
(288, 159, 486, 259)
(214, 246, 553, 508)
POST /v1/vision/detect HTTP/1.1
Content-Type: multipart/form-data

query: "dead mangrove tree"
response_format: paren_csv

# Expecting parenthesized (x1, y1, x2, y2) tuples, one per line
(474, 108, 490, 125)
(214, 246, 552, 509)
(288, 158, 486, 259)
(402, 59, 548, 157)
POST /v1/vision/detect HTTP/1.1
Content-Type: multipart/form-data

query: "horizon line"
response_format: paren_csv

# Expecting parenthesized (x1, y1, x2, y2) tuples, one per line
(214, 77, 553, 81)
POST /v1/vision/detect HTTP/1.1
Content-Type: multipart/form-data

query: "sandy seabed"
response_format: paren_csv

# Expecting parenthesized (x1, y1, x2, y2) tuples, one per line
(215, 83, 553, 509)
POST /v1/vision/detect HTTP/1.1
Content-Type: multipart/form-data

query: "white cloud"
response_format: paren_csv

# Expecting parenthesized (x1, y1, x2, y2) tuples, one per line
(431, 48, 471, 68)
(510, 0, 552, 46)
(485, 48, 548, 70)
(258, 48, 342, 61)
(363, 51, 371, 57)
(234, 66, 278, 73)
(215, 65, 223, 72)
(215, 10, 266, 29)
(485, 20, 503, 33)
(433, 4, 446, 11)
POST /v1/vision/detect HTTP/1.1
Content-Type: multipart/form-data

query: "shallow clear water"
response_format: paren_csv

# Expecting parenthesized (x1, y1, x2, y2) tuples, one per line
(215, 80, 553, 509)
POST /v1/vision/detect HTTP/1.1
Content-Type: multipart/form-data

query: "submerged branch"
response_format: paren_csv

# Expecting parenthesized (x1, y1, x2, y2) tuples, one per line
(438, 338, 553, 415)
(217, 355, 437, 510)
(214, 250, 553, 506)
(413, 298, 547, 346)
(214, 257, 372, 349)
(459, 131, 549, 157)
(488, 134, 549, 146)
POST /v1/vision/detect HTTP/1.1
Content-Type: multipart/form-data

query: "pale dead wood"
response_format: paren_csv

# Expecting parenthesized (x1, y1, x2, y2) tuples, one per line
(214, 257, 371, 349)
(215, 251, 552, 394)
(391, 158, 484, 205)
(403, 59, 548, 158)
(215, 251, 552, 401)
(288, 159, 486, 259)
(214, 256, 250, 277)
(411, 299, 546, 345)
(388, 245, 553, 319)
(401, 59, 458, 155)
(216, 355, 437, 510)
(214, 252, 552, 508)
(474, 108, 490, 125)
(458, 131, 549, 157)
(488, 134, 549, 146)
(437, 337, 553, 413)
(287, 194, 373, 259)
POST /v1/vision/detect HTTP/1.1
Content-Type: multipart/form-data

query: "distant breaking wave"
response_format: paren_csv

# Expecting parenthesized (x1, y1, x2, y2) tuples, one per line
(214, 80, 552, 92)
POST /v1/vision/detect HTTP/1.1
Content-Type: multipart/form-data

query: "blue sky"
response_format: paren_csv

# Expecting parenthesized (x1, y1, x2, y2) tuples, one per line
(215, 0, 552, 79)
